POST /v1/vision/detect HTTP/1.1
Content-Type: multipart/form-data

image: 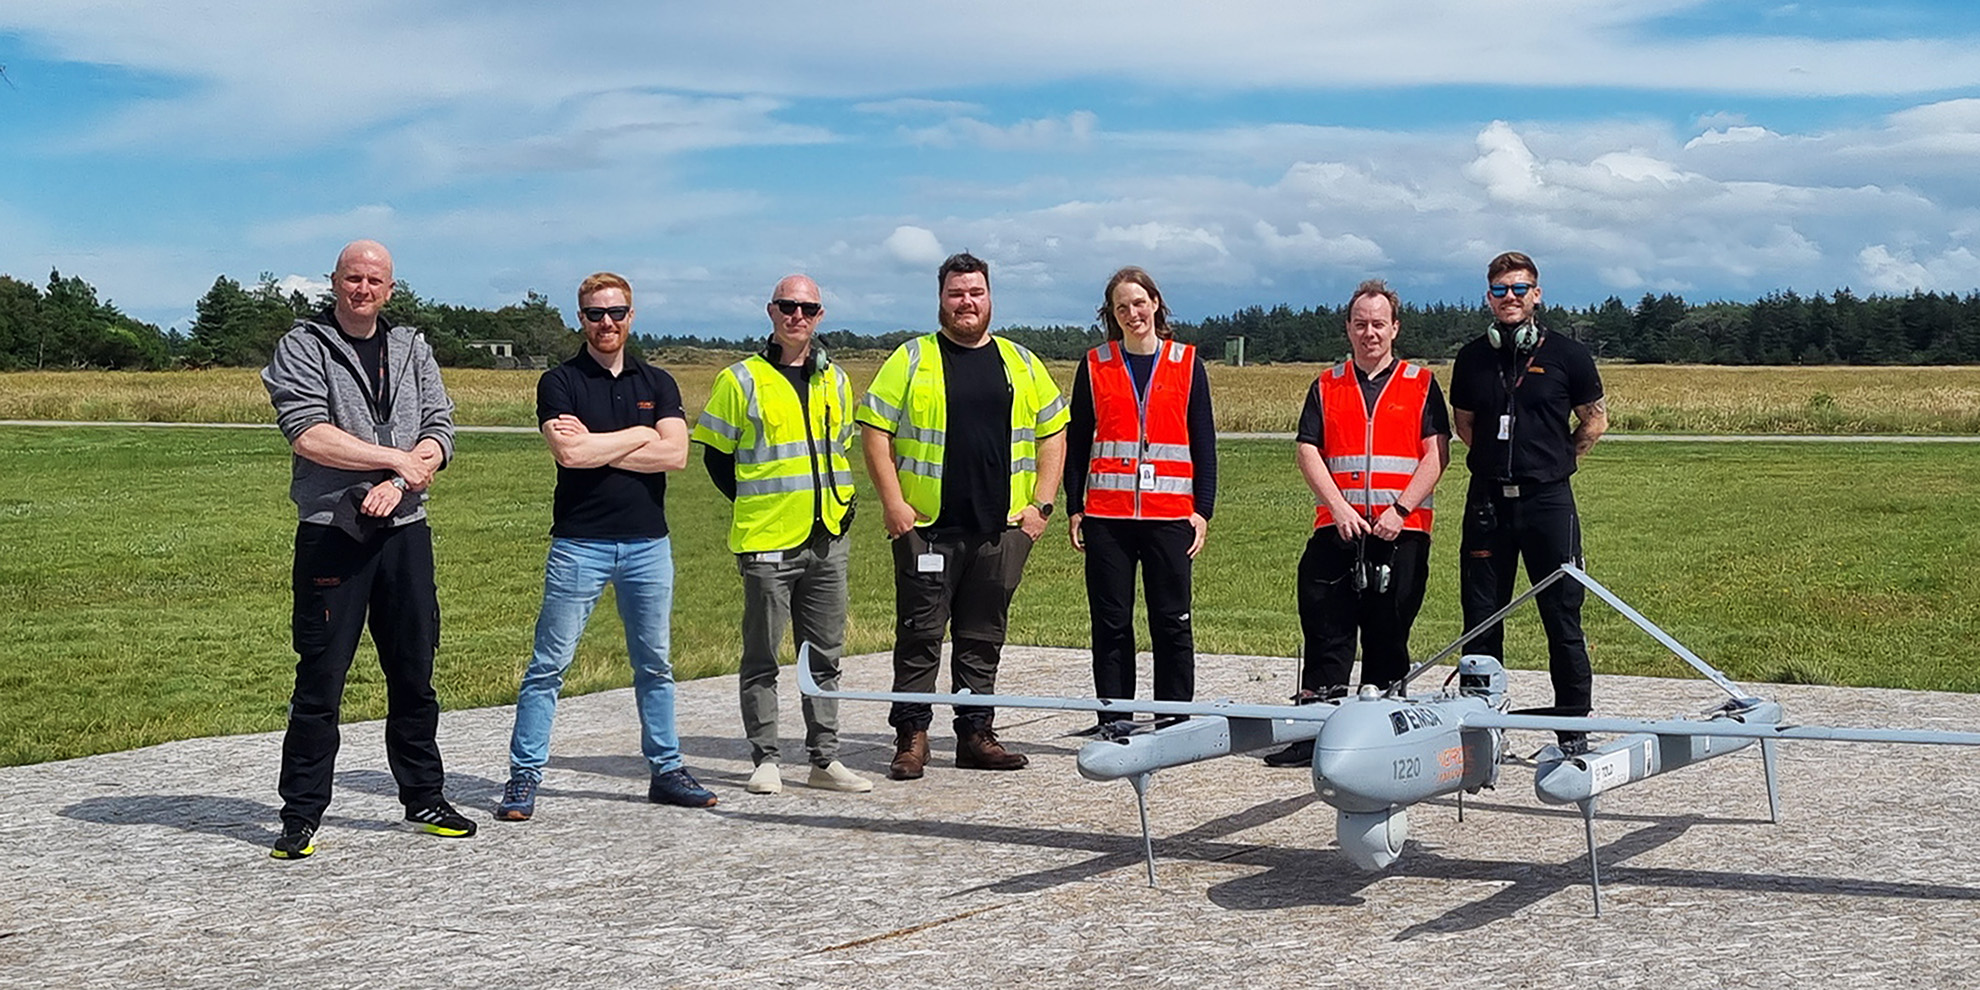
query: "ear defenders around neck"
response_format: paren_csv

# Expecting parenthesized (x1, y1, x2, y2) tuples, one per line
(1485, 320, 1540, 352)
(763, 337, 829, 377)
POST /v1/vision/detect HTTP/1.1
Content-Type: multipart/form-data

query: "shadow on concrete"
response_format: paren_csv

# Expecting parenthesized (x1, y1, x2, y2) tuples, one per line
(56, 769, 504, 849)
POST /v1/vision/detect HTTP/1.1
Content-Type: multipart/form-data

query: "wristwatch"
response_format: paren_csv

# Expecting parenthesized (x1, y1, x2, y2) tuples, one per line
(1032, 501, 1054, 519)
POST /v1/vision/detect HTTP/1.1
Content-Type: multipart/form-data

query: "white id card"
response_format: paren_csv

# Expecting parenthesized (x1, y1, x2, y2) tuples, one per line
(1497, 414, 1512, 441)
(916, 552, 944, 574)
(1138, 462, 1157, 491)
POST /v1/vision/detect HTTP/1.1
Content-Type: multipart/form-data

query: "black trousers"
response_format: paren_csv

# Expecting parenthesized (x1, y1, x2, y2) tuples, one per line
(1458, 480, 1592, 716)
(1084, 517, 1195, 719)
(280, 521, 445, 828)
(1295, 529, 1431, 694)
(888, 526, 1033, 732)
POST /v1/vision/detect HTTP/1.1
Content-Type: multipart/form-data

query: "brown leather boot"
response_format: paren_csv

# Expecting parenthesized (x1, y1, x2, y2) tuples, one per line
(889, 728, 930, 780)
(955, 720, 1028, 771)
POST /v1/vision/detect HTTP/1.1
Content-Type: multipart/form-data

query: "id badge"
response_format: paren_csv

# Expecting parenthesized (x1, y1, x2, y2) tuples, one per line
(916, 552, 944, 574)
(375, 422, 396, 446)
(1138, 462, 1157, 491)
(1496, 415, 1511, 441)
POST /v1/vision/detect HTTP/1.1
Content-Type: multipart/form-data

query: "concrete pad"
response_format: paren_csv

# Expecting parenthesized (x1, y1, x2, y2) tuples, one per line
(3, 647, 1977, 989)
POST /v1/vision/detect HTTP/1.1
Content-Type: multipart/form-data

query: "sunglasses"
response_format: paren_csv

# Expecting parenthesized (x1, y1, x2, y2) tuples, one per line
(581, 306, 631, 323)
(1488, 282, 1536, 299)
(773, 299, 823, 318)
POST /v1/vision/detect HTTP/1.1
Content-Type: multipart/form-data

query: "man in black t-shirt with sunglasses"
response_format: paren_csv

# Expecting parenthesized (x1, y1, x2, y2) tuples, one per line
(1448, 251, 1607, 754)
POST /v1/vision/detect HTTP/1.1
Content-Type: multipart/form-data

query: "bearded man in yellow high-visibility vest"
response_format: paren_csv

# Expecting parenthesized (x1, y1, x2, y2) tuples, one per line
(693, 274, 872, 796)
(856, 252, 1070, 781)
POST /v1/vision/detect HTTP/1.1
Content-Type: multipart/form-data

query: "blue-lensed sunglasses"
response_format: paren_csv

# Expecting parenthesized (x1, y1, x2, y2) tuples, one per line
(1488, 282, 1535, 299)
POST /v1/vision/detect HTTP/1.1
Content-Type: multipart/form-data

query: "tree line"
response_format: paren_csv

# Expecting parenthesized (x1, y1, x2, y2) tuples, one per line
(6, 267, 1980, 370)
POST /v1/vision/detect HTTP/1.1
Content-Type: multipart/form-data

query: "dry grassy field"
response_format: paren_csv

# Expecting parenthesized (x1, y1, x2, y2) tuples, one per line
(3, 359, 1979, 434)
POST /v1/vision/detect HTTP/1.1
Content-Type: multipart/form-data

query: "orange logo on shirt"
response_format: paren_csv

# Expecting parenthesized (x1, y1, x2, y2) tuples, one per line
(637, 400, 655, 409)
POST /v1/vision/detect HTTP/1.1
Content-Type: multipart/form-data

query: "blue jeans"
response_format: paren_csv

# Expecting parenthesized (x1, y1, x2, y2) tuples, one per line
(508, 537, 680, 780)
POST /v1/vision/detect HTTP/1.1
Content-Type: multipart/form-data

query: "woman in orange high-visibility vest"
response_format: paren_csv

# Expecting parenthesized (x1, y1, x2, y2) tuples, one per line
(1063, 267, 1217, 730)
(1264, 279, 1451, 768)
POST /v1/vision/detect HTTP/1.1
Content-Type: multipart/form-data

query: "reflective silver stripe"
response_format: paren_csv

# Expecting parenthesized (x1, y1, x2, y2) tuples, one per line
(736, 474, 820, 497)
(733, 362, 763, 426)
(897, 422, 945, 446)
(1093, 440, 1139, 459)
(1143, 442, 1190, 463)
(1094, 345, 1116, 364)
(904, 337, 925, 380)
(862, 392, 903, 424)
(1167, 341, 1186, 362)
(1088, 473, 1138, 491)
(1148, 476, 1192, 494)
(825, 468, 855, 489)
(1014, 426, 1036, 444)
(737, 439, 814, 465)
(1322, 489, 1435, 510)
(1400, 362, 1422, 379)
(1324, 454, 1421, 476)
(896, 455, 944, 480)
(1038, 394, 1069, 422)
(695, 411, 742, 442)
(1014, 457, 1037, 473)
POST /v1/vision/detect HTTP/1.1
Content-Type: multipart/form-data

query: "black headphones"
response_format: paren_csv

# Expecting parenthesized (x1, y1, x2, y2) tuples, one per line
(1485, 320, 1540, 352)
(762, 336, 829, 377)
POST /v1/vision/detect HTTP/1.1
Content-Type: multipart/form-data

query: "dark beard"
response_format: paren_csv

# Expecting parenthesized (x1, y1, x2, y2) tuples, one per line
(939, 307, 991, 345)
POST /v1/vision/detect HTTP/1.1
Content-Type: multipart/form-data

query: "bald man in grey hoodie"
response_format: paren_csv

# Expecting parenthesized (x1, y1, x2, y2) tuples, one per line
(259, 240, 474, 859)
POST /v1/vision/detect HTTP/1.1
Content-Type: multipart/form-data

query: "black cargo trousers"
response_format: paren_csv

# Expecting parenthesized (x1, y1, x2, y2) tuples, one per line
(280, 520, 445, 828)
(1457, 479, 1592, 717)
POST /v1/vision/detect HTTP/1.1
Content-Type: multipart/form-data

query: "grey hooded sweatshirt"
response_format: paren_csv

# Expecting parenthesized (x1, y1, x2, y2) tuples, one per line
(261, 313, 457, 527)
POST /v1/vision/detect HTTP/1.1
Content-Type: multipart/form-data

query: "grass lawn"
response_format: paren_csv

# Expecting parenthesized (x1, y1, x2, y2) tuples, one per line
(3, 425, 1976, 766)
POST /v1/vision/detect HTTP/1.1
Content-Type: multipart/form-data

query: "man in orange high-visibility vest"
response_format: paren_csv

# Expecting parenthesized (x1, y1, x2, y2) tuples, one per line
(1265, 279, 1450, 767)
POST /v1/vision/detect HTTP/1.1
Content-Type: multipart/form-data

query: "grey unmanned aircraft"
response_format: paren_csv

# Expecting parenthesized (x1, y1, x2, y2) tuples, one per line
(799, 564, 1980, 914)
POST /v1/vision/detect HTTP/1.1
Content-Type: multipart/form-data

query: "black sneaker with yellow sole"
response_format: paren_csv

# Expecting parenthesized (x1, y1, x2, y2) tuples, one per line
(405, 800, 478, 838)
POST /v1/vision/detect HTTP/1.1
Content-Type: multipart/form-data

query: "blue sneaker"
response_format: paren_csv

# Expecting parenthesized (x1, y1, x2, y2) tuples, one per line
(648, 768, 717, 808)
(495, 775, 538, 821)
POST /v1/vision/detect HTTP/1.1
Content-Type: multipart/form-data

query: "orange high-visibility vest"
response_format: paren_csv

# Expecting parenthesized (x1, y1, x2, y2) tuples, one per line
(1313, 359, 1434, 534)
(1084, 340, 1196, 520)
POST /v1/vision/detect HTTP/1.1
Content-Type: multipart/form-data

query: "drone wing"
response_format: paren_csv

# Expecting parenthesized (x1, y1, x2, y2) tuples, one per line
(794, 642, 1335, 723)
(1460, 708, 1980, 746)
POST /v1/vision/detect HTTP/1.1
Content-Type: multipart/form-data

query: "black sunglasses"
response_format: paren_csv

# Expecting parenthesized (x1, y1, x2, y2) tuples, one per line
(1488, 282, 1536, 299)
(581, 306, 631, 323)
(773, 299, 823, 318)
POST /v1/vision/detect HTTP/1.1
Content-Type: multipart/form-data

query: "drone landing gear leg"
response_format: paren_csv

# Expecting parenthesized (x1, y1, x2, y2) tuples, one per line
(1578, 796, 1604, 917)
(1760, 738, 1781, 824)
(1130, 772, 1157, 887)
(1456, 791, 1464, 824)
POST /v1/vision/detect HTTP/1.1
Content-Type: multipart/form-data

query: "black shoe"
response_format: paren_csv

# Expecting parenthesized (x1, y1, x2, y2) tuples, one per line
(1557, 732, 1591, 757)
(1262, 740, 1315, 767)
(270, 822, 316, 860)
(405, 799, 477, 837)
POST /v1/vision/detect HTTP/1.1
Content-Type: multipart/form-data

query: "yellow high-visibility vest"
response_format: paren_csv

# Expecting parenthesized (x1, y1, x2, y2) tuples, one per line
(855, 333, 1070, 525)
(692, 354, 856, 553)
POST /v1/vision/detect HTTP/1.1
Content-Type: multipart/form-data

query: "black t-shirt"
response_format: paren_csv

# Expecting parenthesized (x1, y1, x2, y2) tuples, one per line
(536, 348, 685, 539)
(1448, 327, 1602, 485)
(931, 334, 1013, 536)
(1063, 350, 1219, 518)
(1295, 360, 1450, 447)
(338, 327, 387, 401)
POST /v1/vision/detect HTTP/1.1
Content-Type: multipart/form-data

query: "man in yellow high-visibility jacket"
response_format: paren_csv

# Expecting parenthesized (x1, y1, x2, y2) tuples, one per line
(856, 252, 1070, 781)
(693, 274, 872, 796)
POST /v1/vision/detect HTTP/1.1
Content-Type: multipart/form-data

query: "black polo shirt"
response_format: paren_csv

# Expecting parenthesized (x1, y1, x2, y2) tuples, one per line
(536, 347, 685, 539)
(1448, 326, 1602, 486)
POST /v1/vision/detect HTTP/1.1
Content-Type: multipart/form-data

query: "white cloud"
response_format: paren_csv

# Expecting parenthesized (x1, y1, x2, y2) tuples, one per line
(1857, 245, 1980, 293)
(883, 226, 946, 267)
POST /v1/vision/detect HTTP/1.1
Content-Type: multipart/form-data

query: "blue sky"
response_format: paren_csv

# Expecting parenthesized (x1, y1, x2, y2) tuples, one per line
(5, 1, 1980, 338)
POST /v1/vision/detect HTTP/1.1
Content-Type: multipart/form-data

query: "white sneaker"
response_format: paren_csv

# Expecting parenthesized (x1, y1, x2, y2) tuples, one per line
(745, 762, 783, 795)
(806, 760, 874, 793)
